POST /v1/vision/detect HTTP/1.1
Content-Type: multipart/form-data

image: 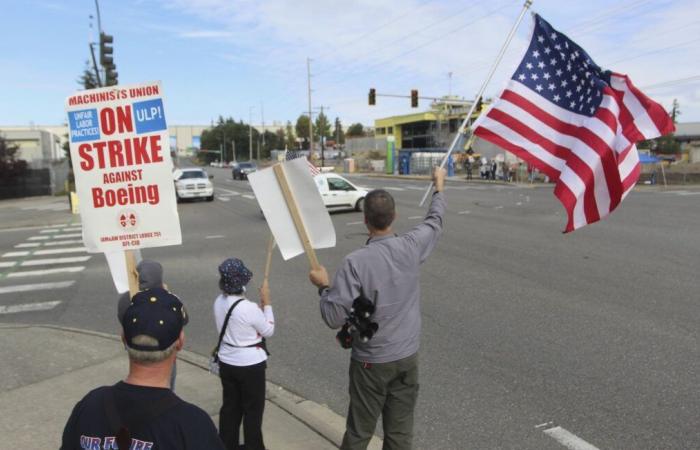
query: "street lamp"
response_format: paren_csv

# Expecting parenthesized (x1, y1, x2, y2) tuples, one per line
(249, 106, 255, 161)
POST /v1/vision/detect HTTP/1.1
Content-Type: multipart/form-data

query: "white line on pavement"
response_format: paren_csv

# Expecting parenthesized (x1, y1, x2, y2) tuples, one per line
(542, 426, 600, 450)
(408, 216, 422, 220)
(51, 233, 82, 239)
(457, 210, 471, 215)
(33, 247, 87, 256)
(346, 221, 364, 226)
(216, 188, 241, 196)
(494, 205, 504, 209)
(28, 236, 50, 241)
(20, 256, 91, 266)
(2, 251, 30, 258)
(217, 196, 231, 202)
(14, 243, 41, 248)
(39, 229, 60, 234)
(205, 235, 225, 239)
(383, 187, 405, 191)
(61, 227, 82, 232)
(43, 239, 84, 247)
(0, 281, 75, 294)
(0, 261, 17, 268)
(402, 186, 425, 191)
(242, 194, 255, 200)
(42, 223, 67, 228)
(0, 301, 62, 315)
(7, 266, 86, 278)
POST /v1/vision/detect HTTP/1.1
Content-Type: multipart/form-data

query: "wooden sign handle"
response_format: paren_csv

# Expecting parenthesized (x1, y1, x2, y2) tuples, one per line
(263, 234, 275, 284)
(124, 250, 139, 297)
(273, 164, 321, 270)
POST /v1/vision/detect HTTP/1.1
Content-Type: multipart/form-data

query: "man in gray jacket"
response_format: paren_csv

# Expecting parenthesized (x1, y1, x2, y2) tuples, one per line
(310, 167, 446, 450)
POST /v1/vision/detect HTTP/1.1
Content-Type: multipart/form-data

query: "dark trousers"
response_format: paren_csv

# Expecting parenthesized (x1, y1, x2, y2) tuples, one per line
(219, 360, 267, 450)
(341, 354, 419, 450)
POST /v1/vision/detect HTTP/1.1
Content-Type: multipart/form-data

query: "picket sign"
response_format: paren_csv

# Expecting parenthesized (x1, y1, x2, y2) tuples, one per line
(248, 158, 335, 268)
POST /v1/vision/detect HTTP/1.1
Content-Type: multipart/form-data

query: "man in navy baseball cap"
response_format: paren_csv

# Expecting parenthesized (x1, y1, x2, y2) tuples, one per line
(61, 287, 224, 449)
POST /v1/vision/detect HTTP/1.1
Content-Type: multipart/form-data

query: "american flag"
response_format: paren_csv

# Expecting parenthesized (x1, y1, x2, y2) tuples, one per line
(472, 14, 674, 232)
(285, 150, 321, 176)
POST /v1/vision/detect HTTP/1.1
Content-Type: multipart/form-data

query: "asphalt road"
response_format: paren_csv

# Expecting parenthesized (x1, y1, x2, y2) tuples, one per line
(1, 168, 699, 449)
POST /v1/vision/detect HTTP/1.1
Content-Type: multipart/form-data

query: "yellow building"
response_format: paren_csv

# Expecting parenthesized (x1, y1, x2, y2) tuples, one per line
(374, 98, 484, 149)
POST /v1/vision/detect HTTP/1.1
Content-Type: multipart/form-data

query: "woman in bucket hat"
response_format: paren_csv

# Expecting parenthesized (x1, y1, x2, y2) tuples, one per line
(213, 257, 273, 450)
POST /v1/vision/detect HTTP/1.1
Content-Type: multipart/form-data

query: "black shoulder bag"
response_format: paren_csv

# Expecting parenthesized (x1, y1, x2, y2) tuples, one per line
(208, 298, 245, 376)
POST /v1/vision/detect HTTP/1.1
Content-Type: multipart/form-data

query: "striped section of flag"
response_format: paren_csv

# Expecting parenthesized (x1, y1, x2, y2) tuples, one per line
(472, 15, 674, 232)
(285, 150, 321, 176)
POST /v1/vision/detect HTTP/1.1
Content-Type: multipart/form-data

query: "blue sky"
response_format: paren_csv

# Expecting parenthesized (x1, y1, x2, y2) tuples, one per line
(1, 0, 699, 129)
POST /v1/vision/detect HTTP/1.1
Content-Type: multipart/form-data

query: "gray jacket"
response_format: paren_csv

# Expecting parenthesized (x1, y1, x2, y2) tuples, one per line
(319, 191, 446, 363)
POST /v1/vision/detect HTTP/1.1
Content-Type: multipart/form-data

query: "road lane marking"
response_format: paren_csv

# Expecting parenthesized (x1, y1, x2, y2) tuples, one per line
(205, 235, 225, 239)
(217, 196, 231, 202)
(216, 188, 241, 196)
(34, 247, 87, 256)
(0, 301, 62, 314)
(403, 186, 424, 191)
(0, 281, 75, 294)
(51, 233, 82, 239)
(408, 216, 422, 220)
(242, 194, 255, 199)
(42, 223, 67, 228)
(7, 267, 86, 278)
(61, 227, 82, 232)
(542, 426, 600, 450)
(0, 262, 17, 268)
(43, 239, 84, 247)
(494, 205, 504, 209)
(383, 187, 405, 191)
(28, 236, 51, 241)
(346, 221, 364, 226)
(20, 256, 92, 266)
(457, 210, 471, 215)
(3, 251, 30, 258)
(39, 229, 60, 233)
(14, 243, 41, 248)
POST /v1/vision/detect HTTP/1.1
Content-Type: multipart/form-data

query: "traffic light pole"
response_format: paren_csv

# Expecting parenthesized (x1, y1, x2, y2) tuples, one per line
(418, 0, 533, 206)
(89, 43, 103, 87)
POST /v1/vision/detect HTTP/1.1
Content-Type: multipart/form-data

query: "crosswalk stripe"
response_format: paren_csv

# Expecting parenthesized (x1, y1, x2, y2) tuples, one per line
(2, 251, 29, 258)
(61, 227, 82, 232)
(0, 301, 62, 314)
(28, 236, 50, 241)
(39, 229, 60, 234)
(0, 281, 75, 294)
(41, 223, 67, 228)
(33, 247, 87, 256)
(242, 194, 255, 199)
(0, 262, 17, 268)
(20, 256, 91, 266)
(43, 239, 84, 247)
(51, 233, 82, 239)
(7, 267, 86, 278)
(14, 243, 41, 248)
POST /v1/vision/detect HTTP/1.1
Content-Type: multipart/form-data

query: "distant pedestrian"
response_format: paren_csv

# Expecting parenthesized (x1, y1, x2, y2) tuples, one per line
(465, 155, 474, 180)
(117, 259, 188, 391)
(491, 160, 497, 180)
(61, 288, 224, 450)
(214, 258, 274, 450)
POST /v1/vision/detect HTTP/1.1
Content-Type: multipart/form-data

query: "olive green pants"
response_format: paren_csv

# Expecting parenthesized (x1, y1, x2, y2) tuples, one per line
(341, 354, 419, 450)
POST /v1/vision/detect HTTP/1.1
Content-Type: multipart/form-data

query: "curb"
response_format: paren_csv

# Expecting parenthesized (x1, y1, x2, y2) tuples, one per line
(0, 323, 383, 449)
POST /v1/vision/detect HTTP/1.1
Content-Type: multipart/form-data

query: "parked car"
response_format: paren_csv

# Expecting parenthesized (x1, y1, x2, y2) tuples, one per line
(232, 161, 257, 180)
(173, 168, 214, 202)
(314, 173, 368, 211)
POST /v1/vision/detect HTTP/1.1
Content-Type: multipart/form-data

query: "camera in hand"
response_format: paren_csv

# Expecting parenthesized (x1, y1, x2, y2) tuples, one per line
(337, 291, 379, 349)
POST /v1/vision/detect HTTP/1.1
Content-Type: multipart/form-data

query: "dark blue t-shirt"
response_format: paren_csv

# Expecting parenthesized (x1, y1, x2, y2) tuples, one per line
(61, 381, 224, 449)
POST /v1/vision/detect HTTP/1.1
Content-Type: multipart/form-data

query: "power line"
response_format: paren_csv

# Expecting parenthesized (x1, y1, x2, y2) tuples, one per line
(641, 75, 700, 90)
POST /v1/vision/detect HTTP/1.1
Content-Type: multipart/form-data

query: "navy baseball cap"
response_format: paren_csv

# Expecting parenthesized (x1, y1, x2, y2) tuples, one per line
(122, 288, 186, 351)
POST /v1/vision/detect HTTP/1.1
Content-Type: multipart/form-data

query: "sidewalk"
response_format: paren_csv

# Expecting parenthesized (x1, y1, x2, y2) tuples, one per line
(0, 324, 383, 449)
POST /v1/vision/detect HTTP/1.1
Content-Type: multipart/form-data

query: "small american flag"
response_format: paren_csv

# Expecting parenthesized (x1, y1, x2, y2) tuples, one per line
(472, 14, 674, 232)
(285, 150, 321, 176)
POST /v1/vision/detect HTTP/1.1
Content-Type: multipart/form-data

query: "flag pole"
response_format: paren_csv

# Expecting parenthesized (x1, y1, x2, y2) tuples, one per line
(419, 0, 533, 206)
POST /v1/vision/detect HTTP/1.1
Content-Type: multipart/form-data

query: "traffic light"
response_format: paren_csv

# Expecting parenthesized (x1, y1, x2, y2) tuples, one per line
(410, 89, 418, 108)
(100, 33, 118, 86)
(369, 88, 376, 106)
(99, 33, 113, 66)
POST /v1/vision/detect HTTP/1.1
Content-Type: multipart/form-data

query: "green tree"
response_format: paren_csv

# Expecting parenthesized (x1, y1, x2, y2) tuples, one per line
(670, 98, 681, 123)
(295, 115, 311, 150)
(346, 122, 365, 138)
(78, 61, 99, 90)
(200, 117, 260, 164)
(333, 117, 345, 145)
(285, 121, 296, 149)
(0, 135, 27, 178)
(314, 111, 332, 142)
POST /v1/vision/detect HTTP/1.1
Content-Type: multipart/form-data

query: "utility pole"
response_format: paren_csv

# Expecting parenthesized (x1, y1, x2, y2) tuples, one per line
(448, 71, 453, 96)
(232, 139, 236, 162)
(260, 102, 265, 160)
(316, 105, 330, 168)
(249, 106, 254, 161)
(307, 58, 314, 156)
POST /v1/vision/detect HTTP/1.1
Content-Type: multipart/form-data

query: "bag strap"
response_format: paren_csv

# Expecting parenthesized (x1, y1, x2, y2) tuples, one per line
(213, 298, 245, 357)
(104, 386, 182, 448)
